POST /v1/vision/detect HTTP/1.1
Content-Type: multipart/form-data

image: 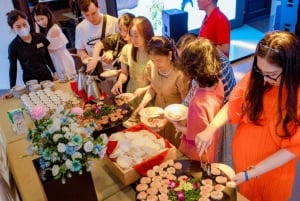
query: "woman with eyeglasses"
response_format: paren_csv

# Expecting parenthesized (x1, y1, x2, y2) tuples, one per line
(132, 35, 190, 147)
(195, 31, 300, 200)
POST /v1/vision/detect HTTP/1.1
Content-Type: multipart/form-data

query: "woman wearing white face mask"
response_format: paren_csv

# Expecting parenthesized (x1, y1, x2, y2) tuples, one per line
(2, 10, 58, 99)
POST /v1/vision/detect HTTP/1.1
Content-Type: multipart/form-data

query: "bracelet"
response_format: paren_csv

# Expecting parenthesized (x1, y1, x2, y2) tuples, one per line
(243, 171, 249, 181)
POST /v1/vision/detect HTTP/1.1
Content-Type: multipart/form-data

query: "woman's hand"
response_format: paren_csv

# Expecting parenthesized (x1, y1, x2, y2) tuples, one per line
(195, 126, 215, 157)
(86, 58, 98, 74)
(232, 172, 246, 185)
(53, 72, 59, 81)
(1, 92, 13, 99)
(171, 120, 187, 133)
(102, 51, 114, 64)
(111, 81, 123, 95)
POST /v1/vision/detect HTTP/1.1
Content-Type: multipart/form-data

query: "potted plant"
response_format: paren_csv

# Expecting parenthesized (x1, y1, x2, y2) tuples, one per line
(26, 105, 108, 201)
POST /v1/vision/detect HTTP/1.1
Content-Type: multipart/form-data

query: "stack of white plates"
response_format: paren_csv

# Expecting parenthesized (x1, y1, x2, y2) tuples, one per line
(40, 80, 55, 90)
(12, 85, 28, 98)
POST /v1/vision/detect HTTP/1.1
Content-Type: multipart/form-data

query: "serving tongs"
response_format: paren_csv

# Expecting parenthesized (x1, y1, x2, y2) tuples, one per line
(199, 151, 211, 177)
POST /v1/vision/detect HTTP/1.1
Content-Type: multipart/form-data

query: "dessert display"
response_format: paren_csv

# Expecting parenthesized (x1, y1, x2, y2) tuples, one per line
(107, 129, 167, 169)
(104, 124, 176, 185)
(20, 88, 77, 116)
(135, 160, 237, 201)
(164, 104, 188, 122)
(77, 101, 130, 133)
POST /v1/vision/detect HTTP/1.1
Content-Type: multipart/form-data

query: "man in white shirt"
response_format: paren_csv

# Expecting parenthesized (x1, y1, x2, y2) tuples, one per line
(75, 0, 119, 96)
(75, 0, 118, 67)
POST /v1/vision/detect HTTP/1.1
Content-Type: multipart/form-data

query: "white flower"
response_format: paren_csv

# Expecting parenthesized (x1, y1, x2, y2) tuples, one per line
(83, 141, 94, 152)
(51, 152, 59, 162)
(53, 134, 63, 142)
(52, 165, 60, 176)
(64, 131, 74, 140)
(62, 126, 70, 133)
(69, 122, 79, 131)
(48, 118, 61, 133)
(65, 159, 72, 169)
(56, 105, 64, 115)
(71, 152, 82, 160)
(57, 143, 66, 153)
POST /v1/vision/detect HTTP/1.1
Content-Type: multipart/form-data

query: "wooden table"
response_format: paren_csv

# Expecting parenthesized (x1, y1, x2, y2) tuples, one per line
(7, 137, 249, 201)
(2, 81, 249, 201)
(7, 137, 136, 201)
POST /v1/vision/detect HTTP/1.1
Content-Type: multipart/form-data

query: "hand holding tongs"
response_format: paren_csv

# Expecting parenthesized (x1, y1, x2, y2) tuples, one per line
(199, 151, 211, 176)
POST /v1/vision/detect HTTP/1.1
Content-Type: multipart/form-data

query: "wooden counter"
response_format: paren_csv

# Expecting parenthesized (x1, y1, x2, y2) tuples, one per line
(0, 81, 72, 143)
(7, 137, 135, 201)
(2, 81, 249, 201)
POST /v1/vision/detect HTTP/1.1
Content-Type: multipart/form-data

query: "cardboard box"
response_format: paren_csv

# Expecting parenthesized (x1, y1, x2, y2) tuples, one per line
(104, 145, 176, 185)
(104, 123, 177, 185)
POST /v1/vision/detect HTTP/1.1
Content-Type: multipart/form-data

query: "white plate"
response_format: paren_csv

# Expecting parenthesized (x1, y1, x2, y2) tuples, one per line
(82, 57, 101, 65)
(139, 107, 164, 118)
(164, 104, 188, 121)
(116, 93, 134, 100)
(140, 116, 165, 129)
(212, 163, 235, 178)
(100, 70, 120, 78)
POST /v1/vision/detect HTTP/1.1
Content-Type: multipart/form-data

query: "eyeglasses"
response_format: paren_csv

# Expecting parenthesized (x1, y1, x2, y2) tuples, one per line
(253, 65, 283, 81)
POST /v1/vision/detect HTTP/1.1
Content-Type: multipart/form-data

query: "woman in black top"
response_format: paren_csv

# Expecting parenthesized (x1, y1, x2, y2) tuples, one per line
(2, 10, 57, 99)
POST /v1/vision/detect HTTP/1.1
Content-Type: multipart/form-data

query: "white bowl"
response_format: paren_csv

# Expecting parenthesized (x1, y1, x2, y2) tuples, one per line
(140, 116, 165, 129)
(139, 107, 164, 118)
(164, 104, 188, 121)
(211, 163, 235, 178)
(82, 57, 101, 65)
(100, 69, 120, 78)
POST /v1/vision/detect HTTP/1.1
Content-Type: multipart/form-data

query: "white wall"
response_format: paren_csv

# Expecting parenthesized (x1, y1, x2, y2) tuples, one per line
(0, 0, 24, 89)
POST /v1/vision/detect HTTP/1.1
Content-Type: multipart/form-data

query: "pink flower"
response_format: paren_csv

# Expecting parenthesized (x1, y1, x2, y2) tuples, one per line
(71, 107, 83, 116)
(31, 105, 47, 121)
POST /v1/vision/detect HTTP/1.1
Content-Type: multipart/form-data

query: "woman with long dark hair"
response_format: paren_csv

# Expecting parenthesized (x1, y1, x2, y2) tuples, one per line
(32, 4, 76, 81)
(196, 31, 300, 200)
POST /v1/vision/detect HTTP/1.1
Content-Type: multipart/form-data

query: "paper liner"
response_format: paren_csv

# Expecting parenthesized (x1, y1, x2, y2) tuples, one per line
(106, 123, 172, 176)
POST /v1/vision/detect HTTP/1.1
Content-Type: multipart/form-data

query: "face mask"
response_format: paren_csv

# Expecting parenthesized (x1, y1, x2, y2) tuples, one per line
(16, 27, 30, 37)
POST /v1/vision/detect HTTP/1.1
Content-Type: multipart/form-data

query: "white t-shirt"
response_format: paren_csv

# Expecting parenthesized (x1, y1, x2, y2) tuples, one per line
(75, 13, 119, 56)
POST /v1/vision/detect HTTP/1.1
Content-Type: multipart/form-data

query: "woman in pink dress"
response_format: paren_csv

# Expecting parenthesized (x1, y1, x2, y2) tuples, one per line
(174, 37, 224, 162)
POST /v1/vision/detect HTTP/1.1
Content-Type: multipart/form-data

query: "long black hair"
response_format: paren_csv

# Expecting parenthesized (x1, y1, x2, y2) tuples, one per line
(244, 31, 300, 137)
(31, 3, 56, 35)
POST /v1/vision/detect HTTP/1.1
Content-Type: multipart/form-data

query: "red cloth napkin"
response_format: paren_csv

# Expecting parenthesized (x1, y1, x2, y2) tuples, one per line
(106, 123, 173, 176)
(70, 81, 88, 103)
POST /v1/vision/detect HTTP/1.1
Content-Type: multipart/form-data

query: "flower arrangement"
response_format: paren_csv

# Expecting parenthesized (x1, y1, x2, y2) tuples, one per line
(168, 175, 201, 201)
(26, 105, 108, 184)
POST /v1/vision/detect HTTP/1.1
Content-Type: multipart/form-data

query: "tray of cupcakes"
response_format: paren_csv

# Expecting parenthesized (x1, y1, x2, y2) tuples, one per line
(76, 97, 132, 138)
(135, 159, 237, 201)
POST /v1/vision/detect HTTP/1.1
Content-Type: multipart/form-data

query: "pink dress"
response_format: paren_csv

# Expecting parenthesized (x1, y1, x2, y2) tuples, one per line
(179, 80, 224, 162)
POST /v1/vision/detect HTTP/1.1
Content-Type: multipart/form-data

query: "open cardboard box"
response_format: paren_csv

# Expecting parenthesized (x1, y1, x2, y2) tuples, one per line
(104, 123, 177, 185)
